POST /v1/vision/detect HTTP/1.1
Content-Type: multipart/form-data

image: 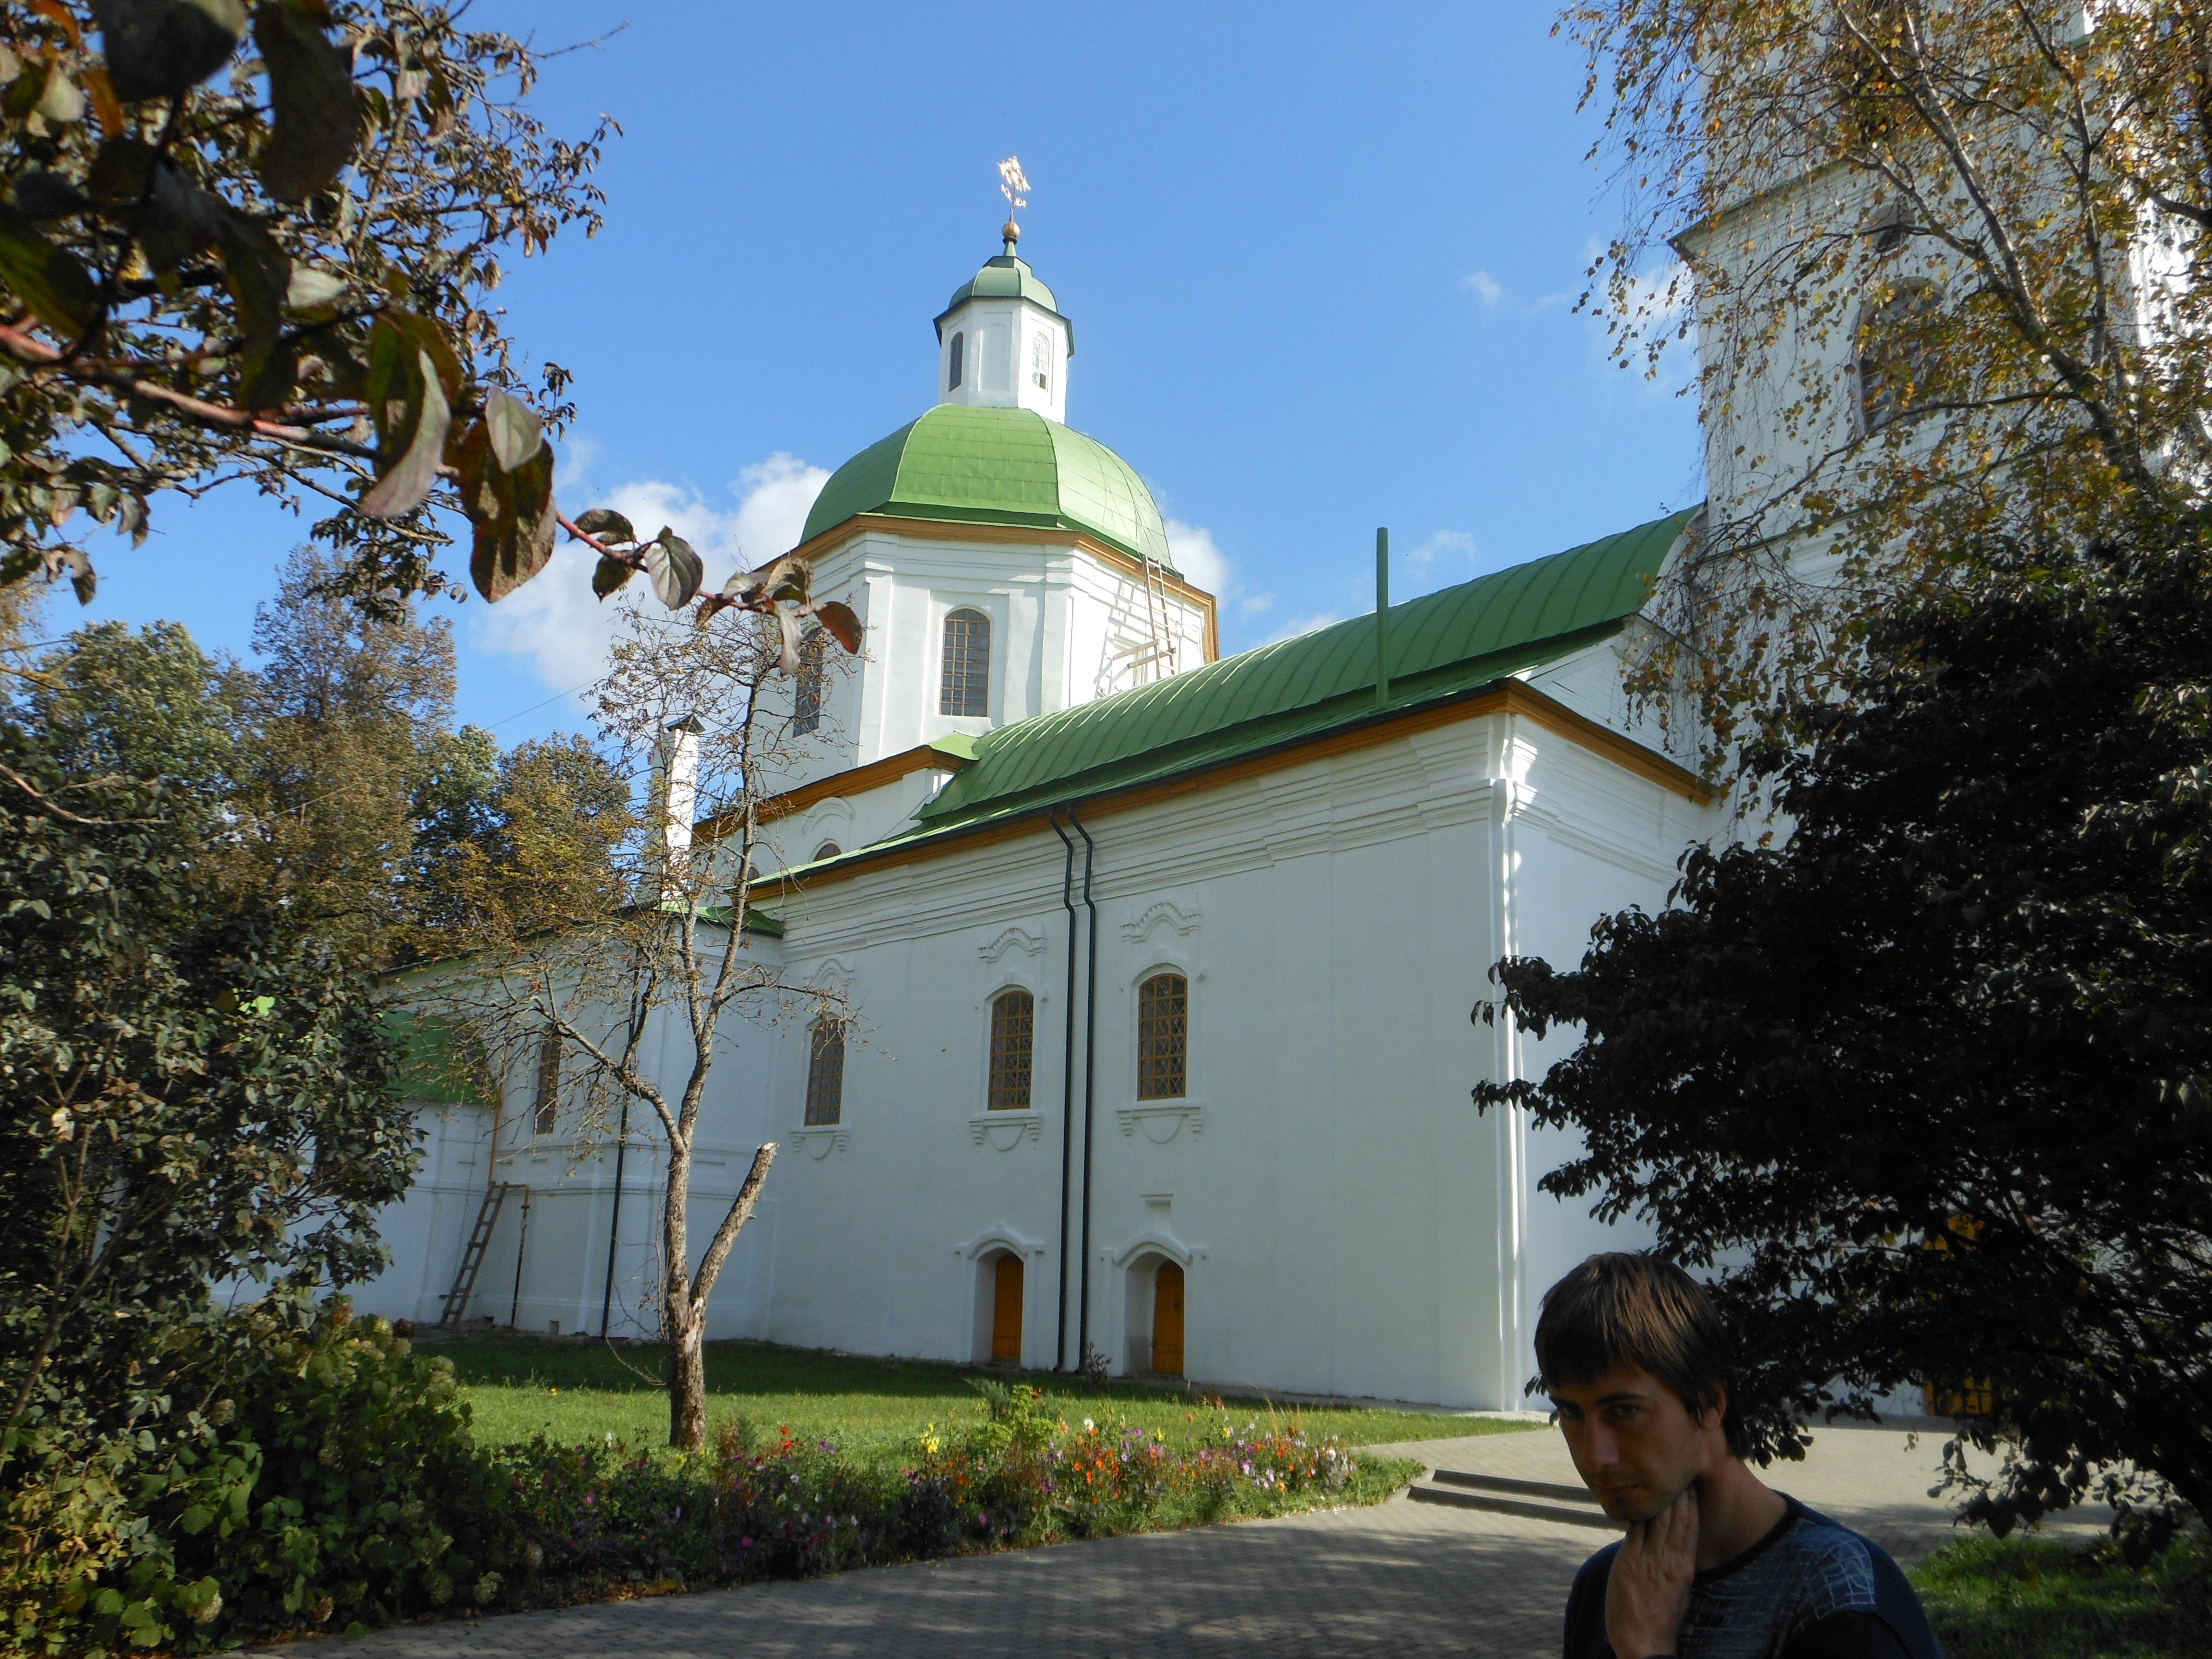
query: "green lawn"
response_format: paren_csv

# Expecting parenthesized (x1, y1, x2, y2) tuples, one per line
(433, 1334, 1538, 1467)
(1914, 1532, 2210, 1659)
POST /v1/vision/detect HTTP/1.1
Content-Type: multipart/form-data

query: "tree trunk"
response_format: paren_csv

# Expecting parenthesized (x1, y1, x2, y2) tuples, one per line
(661, 1136, 703, 1448)
(667, 1296, 709, 1450)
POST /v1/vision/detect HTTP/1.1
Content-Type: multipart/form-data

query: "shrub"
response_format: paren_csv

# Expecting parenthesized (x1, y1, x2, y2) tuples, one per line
(6, 1345, 1386, 1653)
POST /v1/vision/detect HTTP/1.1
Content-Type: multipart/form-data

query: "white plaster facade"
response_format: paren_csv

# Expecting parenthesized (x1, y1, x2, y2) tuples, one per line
(355, 241, 1722, 1408)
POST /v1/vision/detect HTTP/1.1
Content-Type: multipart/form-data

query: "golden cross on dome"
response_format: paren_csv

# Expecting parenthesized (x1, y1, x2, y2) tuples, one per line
(998, 156, 1030, 254)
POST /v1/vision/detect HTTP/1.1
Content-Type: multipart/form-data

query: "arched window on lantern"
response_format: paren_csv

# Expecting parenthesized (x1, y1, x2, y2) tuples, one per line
(1030, 332, 1051, 391)
(948, 331, 965, 391)
(1857, 283, 1941, 435)
(940, 609, 990, 717)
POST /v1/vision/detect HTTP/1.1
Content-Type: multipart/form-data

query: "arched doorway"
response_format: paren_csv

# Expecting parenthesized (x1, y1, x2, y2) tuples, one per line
(991, 1254, 1023, 1363)
(1151, 1261, 1185, 1376)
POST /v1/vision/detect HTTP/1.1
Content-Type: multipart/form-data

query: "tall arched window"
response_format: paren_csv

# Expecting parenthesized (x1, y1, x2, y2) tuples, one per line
(947, 331, 964, 390)
(940, 609, 990, 717)
(1029, 332, 1051, 391)
(1857, 284, 1940, 434)
(1137, 973, 1188, 1100)
(813, 841, 842, 862)
(804, 1019, 845, 1126)
(988, 989, 1034, 1110)
(792, 625, 825, 734)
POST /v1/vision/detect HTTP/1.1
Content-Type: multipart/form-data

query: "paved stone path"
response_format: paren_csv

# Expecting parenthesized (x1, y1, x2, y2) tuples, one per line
(351, 1425, 2102, 1659)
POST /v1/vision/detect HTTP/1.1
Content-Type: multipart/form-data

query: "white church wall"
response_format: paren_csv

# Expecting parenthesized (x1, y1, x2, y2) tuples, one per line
(684, 702, 1720, 1408)
(340, 1100, 497, 1326)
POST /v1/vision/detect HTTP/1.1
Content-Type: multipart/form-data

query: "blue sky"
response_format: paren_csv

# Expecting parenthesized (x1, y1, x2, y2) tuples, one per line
(57, 1, 1703, 747)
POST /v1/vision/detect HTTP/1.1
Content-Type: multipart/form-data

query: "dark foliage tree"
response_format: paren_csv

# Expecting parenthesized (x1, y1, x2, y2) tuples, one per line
(0, 694, 415, 1450)
(1475, 513, 2212, 1555)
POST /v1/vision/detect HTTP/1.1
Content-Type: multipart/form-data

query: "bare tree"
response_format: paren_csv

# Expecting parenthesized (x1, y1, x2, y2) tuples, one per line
(1564, 0, 2212, 766)
(422, 589, 859, 1447)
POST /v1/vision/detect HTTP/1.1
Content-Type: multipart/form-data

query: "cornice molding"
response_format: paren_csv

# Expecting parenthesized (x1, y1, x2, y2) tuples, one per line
(757, 678, 1709, 897)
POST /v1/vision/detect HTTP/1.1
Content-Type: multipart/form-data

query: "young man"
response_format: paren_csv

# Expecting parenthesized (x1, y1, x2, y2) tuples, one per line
(1540, 1253, 1945, 1659)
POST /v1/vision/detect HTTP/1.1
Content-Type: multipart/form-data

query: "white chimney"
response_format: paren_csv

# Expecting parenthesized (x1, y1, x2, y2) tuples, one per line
(648, 714, 702, 893)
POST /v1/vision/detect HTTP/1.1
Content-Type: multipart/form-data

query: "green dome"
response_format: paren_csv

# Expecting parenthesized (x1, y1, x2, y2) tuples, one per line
(933, 254, 1072, 352)
(801, 405, 1174, 570)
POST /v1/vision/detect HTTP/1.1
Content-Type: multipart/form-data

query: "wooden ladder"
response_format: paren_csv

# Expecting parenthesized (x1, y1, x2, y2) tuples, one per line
(439, 1182, 517, 1327)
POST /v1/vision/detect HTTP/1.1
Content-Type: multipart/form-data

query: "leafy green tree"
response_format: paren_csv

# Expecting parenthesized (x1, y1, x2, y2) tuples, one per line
(233, 543, 459, 963)
(0, 704, 415, 1460)
(1475, 512, 2212, 1552)
(1563, 0, 2212, 765)
(395, 730, 631, 961)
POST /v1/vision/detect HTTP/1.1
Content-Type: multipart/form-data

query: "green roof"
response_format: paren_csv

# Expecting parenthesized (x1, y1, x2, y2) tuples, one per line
(935, 254, 1070, 349)
(902, 508, 1694, 834)
(385, 1010, 496, 1106)
(801, 404, 1174, 569)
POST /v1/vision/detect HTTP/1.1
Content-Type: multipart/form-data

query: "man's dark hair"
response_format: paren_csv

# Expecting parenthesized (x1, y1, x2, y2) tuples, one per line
(1535, 1252, 1746, 1455)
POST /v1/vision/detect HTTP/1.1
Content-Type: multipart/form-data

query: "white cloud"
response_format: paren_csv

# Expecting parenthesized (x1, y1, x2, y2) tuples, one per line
(472, 452, 830, 706)
(1464, 269, 1503, 307)
(1167, 516, 1280, 620)
(1258, 610, 1343, 646)
(1404, 528, 1479, 586)
(1166, 518, 1227, 597)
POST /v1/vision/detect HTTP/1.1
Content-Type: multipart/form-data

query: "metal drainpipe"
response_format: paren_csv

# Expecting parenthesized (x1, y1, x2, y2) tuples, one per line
(508, 1186, 532, 1328)
(600, 1094, 631, 1339)
(1049, 809, 1082, 1373)
(1070, 808, 1101, 1370)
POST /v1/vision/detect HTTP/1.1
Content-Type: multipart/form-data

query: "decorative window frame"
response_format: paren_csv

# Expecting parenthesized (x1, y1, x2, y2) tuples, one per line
(796, 798, 854, 867)
(790, 959, 857, 1152)
(938, 606, 994, 719)
(1120, 951, 1204, 1142)
(970, 973, 1044, 1142)
(930, 591, 1008, 727)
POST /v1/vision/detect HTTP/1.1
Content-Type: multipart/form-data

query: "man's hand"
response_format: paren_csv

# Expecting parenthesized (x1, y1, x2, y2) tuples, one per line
(1605, 1484, 1698, 1659)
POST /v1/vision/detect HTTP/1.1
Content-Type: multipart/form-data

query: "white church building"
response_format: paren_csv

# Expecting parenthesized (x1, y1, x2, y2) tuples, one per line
(357, 230, 1727, 1411)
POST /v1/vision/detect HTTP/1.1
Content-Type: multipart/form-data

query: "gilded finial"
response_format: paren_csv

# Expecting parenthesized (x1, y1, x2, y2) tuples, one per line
(998, 156, 1030, 256)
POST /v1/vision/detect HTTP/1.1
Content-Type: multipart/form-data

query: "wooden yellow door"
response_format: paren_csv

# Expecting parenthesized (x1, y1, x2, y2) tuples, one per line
(1152, 1262, 1185, 1376)
(991, 1255, 1023, 1363)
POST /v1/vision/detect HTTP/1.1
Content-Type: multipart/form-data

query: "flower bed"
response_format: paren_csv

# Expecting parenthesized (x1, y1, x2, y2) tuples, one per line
(6, 1308, 1413, 1655)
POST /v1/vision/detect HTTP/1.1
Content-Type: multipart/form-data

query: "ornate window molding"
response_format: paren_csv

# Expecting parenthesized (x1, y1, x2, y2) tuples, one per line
(979, 925, 1046, 963)
(788, 1124, 849, 1159)
(1116, 1101, 1205, 1144)
(1120, 899, 1202, 943)
(968, 1110, 1043, 1152)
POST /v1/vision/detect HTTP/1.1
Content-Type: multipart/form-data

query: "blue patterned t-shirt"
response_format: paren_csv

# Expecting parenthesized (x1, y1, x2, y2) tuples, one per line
(1561, 1496, 1945, 1659)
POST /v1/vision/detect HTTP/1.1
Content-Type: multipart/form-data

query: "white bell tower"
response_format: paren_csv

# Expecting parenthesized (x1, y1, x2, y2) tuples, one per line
(933, 180, 1072, 422)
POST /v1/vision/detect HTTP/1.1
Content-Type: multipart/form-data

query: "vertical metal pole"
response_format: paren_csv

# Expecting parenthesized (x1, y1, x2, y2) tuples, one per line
(600, 1095, 632, 1339)
(1049, 810, 1081, 1372)
(1375, 527, 1391, 710)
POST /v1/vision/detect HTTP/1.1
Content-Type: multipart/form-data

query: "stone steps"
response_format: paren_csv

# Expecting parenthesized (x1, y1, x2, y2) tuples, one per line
(1406, 1468, 1624, 1530)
